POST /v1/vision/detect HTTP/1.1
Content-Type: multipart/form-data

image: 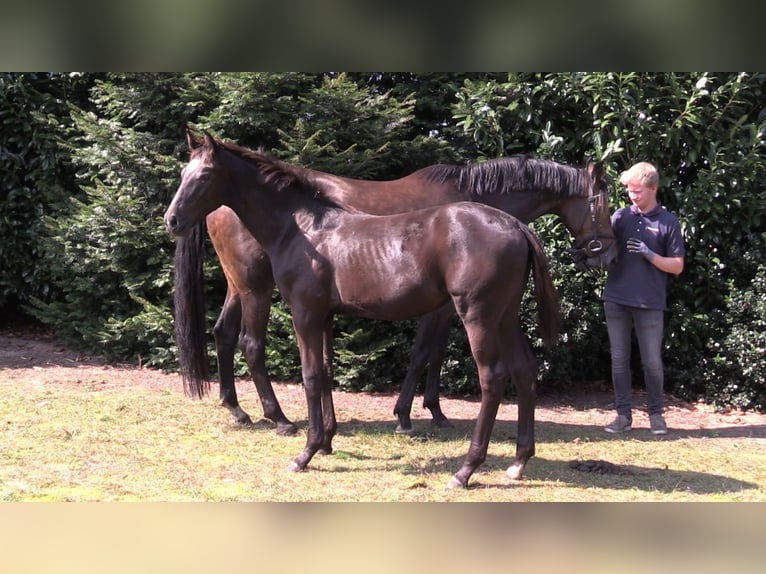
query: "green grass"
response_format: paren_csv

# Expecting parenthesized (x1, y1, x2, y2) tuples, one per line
(1, 375, 765, 501)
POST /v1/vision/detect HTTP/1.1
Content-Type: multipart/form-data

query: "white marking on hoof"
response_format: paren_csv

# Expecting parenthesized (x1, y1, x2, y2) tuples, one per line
(446, 476, 465, 489)
(506, 464, 524, 480)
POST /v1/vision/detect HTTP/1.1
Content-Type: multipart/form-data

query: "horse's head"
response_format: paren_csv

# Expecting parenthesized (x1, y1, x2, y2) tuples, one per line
(568, 161, 618, 272)
(164, 129, 227, 236)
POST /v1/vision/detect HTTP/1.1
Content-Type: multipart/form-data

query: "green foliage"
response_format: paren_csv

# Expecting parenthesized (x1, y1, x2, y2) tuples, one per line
(673, 245, 766, 411)
(29, 74, 215, 366)
(4, 72, 765, 411)
(260, 297, 301, 383)
(0, 73, 89, 309)
(333, 320, 417, 393)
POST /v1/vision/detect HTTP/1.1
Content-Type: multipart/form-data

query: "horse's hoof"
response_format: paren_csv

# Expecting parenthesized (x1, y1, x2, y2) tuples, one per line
(288, 461, 306, 472)
(276, 422, 299, 436)
(395, 425, 414, 435)
(446, 476, 466, 489)
(506, 464, 524, 480)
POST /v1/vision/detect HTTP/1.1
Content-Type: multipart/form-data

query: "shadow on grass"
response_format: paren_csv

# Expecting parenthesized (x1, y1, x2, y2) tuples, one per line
(440, 454, 760, 495)
(331, 414, 766, 441)
(250, 416, 762, 495)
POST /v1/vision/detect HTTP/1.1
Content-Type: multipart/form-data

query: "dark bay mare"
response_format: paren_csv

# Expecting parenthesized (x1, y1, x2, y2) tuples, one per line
(174, 132, 617, 437)
(165, 131, 562, 487)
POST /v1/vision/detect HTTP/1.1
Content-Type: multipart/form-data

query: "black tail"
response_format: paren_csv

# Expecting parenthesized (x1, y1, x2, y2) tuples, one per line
(173, 222, 210, 398)
(519, 225, 561, 348)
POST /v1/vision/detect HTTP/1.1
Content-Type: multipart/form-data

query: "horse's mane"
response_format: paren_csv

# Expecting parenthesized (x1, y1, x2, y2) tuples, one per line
(209, 137, 357, 212)
(214, 139, 310, 191)
(418, 156, 589, 198)
(201, 134, 591, 208)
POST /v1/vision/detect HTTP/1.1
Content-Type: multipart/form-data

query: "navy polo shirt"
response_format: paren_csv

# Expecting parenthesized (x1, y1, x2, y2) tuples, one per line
(603, 203, 685, 310)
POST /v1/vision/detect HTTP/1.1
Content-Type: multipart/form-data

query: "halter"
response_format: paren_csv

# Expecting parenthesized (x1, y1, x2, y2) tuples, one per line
(569, 176, 615, 270)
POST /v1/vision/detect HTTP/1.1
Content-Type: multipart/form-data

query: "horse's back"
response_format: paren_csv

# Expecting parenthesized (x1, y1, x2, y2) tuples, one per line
(329, 203, 530, 317)
(435, 202, 530, 259)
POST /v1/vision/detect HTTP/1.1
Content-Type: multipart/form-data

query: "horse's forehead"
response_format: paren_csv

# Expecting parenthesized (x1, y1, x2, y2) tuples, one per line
(184, 156, 206, 176)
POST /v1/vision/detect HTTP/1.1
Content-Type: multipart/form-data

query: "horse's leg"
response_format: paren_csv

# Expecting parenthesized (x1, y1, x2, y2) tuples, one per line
(447, 319, 507, 489)
(239, 287, 298, 436)
(504, 326, 538, 481)
(318, 318, 337, 454)
(394, 303, 454, 432)
(421, 305, 454, 428)
(213, 287, 252, 425)
(394, 318, 433, 433)
(288, 313, 330, 472)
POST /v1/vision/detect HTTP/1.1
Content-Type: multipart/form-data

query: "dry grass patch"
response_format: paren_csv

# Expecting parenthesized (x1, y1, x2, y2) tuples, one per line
(1, 362, 765, 501)
(2, 329, 765, 501)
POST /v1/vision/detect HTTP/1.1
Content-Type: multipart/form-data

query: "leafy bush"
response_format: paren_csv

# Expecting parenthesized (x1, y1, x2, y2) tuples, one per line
(0, 73, 88, 309)
(673, 245, 766, 410)
(3, 72, 765, 411)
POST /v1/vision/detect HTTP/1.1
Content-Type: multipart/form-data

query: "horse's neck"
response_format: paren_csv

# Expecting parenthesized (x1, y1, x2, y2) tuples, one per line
(478, 190, 560, 225)
(225, 179, 307, 253)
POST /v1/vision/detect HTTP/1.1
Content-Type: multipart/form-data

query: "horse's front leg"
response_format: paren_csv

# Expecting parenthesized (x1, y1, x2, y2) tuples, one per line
(288, 313, 330, 472)
(318, 317, 337, 454)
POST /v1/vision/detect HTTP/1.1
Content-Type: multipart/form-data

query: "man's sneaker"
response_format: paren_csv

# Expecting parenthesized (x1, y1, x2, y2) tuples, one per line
(604, 414, 632, 434)
(649, 414, 668, 435)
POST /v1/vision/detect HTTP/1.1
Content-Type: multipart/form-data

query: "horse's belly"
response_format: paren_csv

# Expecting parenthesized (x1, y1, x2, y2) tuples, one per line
(332, 276, 446, 322)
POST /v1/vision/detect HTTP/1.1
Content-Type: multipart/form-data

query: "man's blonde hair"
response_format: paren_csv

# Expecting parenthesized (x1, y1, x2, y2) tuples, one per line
(619, 161, 659, 189)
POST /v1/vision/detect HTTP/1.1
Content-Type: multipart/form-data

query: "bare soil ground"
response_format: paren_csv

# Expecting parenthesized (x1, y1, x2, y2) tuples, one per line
(2, 317, 765, 437)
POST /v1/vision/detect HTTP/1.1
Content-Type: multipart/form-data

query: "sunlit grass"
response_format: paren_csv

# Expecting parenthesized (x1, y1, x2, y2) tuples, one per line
(1, 376, 764, 501)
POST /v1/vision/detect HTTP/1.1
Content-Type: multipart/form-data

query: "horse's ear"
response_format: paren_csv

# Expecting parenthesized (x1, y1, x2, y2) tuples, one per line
(203, 131, 217, 151)
(187, 128, 205, 150)
(587, 159, 604, 179)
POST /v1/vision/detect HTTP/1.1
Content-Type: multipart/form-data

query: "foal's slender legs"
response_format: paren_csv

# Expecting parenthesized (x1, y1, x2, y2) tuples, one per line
(319, 319, 337, 454)
(289, 312, 334, 471)
(447, 319, 508, 489)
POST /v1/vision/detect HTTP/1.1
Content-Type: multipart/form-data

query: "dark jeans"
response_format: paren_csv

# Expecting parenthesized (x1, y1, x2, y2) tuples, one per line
(604, 301, 665, 420)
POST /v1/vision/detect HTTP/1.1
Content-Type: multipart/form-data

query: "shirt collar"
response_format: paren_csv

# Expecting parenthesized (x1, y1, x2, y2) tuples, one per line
(630, 202, 663, 217)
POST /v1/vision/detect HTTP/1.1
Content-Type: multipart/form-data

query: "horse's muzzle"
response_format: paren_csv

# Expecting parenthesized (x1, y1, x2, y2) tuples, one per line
(163, 211, 189, 236)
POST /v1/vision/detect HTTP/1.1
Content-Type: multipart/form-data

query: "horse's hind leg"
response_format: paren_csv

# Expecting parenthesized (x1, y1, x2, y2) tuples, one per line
(214, 288, 252, 425)
(447, 322, 507, 489)
(504, 326, 538, 481)
(394, 305, 453, 432)
(239, 288, 298, 436)
(421, 305, 454, 428)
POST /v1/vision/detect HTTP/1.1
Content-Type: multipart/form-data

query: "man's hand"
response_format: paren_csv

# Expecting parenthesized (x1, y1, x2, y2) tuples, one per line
(626, 238, 656, 261)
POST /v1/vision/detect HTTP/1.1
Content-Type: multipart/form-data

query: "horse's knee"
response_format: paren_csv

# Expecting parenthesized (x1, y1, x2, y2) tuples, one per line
(239, 332, 265, 362)
(213, 317, 239, 349)
(508, 354, 537, 388)
(478, 363, 508, 400)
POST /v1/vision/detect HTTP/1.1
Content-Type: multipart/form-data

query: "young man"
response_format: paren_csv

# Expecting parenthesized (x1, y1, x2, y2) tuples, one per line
(602, 162, 685, 435)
